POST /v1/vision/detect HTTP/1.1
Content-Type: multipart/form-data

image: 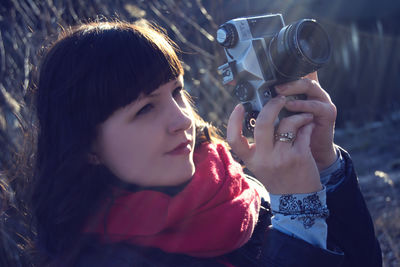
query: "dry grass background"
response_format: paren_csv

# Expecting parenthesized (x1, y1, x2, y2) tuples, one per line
(335, 120, 400, 267)
(0, 0, 399, 266)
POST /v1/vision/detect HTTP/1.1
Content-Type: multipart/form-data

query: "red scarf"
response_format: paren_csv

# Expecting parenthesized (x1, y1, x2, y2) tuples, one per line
(84, 143, 260, 257)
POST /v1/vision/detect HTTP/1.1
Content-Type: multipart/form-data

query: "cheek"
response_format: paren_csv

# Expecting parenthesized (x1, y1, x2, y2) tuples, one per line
(99, 127, 154, 182)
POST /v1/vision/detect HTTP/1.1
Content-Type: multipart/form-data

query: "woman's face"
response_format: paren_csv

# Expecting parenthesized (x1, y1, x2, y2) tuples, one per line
(93, 76, 196, 186)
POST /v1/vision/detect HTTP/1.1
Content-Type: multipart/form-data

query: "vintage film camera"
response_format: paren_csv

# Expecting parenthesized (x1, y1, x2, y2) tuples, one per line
(217, 14, 331, 135)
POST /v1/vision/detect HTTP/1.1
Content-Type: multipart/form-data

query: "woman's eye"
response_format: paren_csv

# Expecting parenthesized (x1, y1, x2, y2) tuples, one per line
(173, 87, 183, 99)
(137, 104, 153, 116)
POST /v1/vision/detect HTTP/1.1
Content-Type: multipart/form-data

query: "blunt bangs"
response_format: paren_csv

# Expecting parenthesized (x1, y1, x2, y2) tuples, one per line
(77, 22, 184, 123)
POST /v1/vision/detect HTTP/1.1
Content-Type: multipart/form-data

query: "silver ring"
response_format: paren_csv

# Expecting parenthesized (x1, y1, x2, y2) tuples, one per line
(274, 132, 296, 143)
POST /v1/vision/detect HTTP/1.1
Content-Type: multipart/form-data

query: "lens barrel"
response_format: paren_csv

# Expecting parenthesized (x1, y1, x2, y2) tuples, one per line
(269, 19, 331, 78)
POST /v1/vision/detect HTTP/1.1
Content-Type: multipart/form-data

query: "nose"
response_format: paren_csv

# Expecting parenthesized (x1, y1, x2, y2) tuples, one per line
(166, 99, 193, 134)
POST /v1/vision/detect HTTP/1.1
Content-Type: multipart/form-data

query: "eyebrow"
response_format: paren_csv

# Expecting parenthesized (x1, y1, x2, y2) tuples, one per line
(146, 80, 183, 99)
(146, 92, 160, 99)
(124, 80, 183, 113)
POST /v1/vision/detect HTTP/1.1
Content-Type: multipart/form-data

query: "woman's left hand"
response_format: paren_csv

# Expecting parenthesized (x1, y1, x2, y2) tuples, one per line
(275, 72, 337, 171)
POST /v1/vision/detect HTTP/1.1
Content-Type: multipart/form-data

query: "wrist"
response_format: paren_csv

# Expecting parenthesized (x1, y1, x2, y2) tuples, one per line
(267, 180, 323, 195)
(314, 145, 337, 171)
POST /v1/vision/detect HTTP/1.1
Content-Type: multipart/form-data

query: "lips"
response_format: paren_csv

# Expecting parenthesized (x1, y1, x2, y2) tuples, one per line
(166, 140, 192, 155)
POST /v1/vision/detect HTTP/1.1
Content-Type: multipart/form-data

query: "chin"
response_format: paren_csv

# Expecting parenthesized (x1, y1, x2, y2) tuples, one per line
(175, 162, 195, 185)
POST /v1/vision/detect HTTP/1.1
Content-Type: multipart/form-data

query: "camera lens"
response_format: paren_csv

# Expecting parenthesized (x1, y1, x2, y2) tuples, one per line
(298, 22, 330, 64)
(269, 19, 331, 78)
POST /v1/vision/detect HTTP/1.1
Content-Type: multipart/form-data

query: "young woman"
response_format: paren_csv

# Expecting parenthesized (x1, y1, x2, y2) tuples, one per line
(31, 20, 382, 266)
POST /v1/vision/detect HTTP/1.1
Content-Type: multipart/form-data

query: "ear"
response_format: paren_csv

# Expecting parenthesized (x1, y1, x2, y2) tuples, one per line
(88, 152, 101, 165)
(88, 140, 102, 165)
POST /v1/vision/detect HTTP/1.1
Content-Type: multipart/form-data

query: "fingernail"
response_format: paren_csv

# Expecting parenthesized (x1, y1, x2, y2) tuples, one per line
(304, 113, 313, 118)
(236, 103, 244, 111)
(279, 95, 286, 102)
(275, 85, 286, 92)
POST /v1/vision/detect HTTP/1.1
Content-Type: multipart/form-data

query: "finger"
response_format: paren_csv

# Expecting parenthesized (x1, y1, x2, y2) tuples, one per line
(275, 78, 330, 102)
(274, 113, 313, 150)
(227, 104, 252, 160)
(253, 95, 286, 151)
(292, 123, 314, 154)
(304, 71, 319, 83)
(284, 100, 337, 122)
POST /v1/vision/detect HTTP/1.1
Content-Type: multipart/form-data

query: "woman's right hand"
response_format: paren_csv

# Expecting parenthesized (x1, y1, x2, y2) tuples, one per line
(227, 96, 322, 195)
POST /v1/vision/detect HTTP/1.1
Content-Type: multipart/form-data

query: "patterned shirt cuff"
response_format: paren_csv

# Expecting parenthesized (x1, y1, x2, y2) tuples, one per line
(269, 187, 329, 249)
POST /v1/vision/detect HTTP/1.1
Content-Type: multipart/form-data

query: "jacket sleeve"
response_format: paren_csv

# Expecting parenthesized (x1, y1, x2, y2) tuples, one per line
(251, 147, 382, 267)
(259, 228, 344, 266)
(325, 147, 382, 267)
(243, 176, 344, 267)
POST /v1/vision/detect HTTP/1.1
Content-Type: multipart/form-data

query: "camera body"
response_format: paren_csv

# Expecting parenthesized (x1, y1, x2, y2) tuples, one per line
(217, 14, 331, 134)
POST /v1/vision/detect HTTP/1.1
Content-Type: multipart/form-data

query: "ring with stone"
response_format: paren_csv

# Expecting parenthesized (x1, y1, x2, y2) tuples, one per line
(274, 132, 296, 143)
